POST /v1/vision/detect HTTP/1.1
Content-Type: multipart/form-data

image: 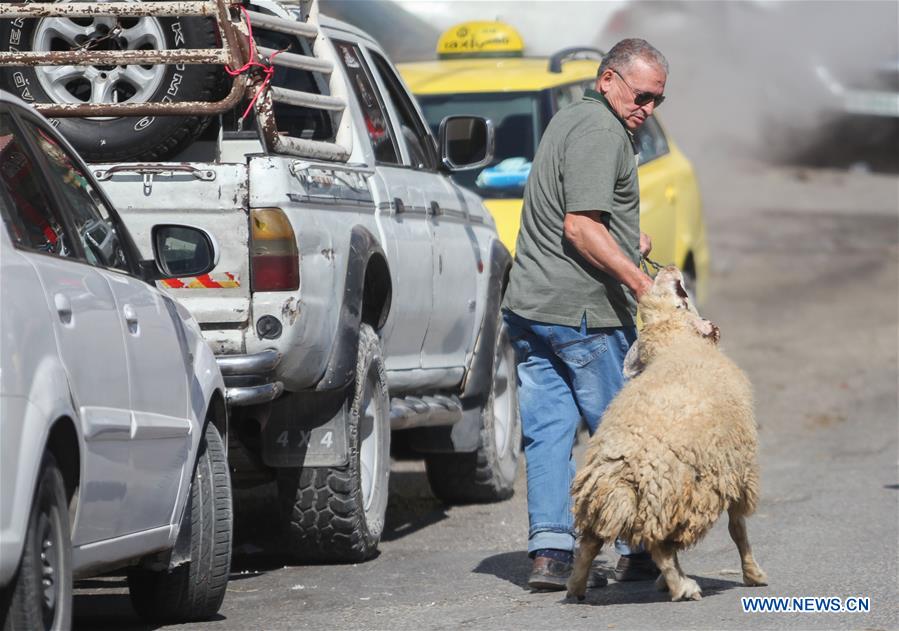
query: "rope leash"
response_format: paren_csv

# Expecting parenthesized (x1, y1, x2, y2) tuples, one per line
(225, 4, 287, 120)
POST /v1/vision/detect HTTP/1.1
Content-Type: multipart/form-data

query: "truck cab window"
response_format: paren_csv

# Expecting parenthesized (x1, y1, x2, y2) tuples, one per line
(225, 29, 334, 142)
(333, 40, 400, 165)
(367, 50, 437, 171)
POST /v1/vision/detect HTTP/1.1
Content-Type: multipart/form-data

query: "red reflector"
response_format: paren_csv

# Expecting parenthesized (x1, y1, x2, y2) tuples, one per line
(251, 255, 299, 291)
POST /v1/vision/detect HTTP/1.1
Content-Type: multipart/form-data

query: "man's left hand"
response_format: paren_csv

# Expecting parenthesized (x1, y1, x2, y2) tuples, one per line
(640, 231, 652, 257)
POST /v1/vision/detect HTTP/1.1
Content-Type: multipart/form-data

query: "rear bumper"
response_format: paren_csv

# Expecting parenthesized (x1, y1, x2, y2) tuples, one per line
(216, 350, 284, 407)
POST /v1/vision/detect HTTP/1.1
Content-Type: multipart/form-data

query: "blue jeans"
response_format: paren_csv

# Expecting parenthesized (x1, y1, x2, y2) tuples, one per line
(503, 309, 637, 555)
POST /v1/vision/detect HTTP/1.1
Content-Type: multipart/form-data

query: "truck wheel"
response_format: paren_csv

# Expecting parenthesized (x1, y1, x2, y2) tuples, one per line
(1, 453, 72, 631)
(278, 324, 390, 562)
(0, 1, 224, 162)
(127, 422, 232, 623)
(425, 325, 521, 503)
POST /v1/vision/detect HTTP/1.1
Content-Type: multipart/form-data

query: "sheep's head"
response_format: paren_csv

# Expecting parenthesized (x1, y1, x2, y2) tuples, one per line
(623, 266, 720, 378)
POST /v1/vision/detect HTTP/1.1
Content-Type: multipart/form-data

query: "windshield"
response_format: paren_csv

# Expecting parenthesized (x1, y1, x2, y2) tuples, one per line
(416, 92, 541, 199)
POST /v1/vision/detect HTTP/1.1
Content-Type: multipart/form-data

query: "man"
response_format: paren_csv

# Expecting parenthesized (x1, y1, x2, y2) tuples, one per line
(501, 38, 669, 591)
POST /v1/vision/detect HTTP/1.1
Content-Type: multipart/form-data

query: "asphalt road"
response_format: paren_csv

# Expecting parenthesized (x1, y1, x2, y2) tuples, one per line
(73, 161, 899, 630)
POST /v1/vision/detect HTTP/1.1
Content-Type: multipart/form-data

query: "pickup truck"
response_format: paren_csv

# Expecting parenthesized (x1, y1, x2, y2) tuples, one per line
(0, 0, 521, 562)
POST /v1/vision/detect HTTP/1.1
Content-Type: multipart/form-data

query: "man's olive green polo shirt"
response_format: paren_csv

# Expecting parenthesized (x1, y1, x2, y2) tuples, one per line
(503, 89, 640, 328)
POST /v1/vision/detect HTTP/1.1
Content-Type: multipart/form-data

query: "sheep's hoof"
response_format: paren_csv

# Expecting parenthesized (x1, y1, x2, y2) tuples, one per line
(566, 581, 587, 602)
(655, 574, 669, 592)
(743, 565, 768, 586)
(671, 578, 702, 602)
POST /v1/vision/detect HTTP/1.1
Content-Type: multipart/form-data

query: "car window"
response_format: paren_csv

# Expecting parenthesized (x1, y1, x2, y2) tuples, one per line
(23, 121, 131, 272)
(0, 112, 71, 257)
(416, 92, 541, 199)
(634, 116, 670, 166)
(333, 40, 400, 165)
(366, 49, 438, 170)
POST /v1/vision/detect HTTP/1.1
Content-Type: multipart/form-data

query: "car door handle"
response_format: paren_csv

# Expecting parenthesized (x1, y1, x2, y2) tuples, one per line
(53, 293, 72, 325)
(393, 197, 406, 214)
(429, 201, 441, 216)
(123, 304, 139, 335)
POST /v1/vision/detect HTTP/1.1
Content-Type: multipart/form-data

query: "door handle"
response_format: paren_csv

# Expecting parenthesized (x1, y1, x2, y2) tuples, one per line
(393, 197, 406, 214)
(53, 293, 72, 325)
(665, 186, 677, 204)
(123, 304, 139, 335)
(429, 201, 441, 216)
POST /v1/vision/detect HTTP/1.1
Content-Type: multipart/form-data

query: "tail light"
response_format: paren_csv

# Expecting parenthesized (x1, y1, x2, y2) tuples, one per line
(250, 207, 299, 292)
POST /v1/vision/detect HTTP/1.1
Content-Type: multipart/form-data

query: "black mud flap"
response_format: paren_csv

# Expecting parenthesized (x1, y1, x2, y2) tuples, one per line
(262, 389, 350, 468)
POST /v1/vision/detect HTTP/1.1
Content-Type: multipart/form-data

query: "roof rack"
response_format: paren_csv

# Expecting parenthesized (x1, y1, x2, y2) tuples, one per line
(0, 0, 352, 161)
(548, 46, 605, 73)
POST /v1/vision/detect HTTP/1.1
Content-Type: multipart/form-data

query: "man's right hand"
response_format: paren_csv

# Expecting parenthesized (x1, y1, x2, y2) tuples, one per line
(632, 272, 654, 301)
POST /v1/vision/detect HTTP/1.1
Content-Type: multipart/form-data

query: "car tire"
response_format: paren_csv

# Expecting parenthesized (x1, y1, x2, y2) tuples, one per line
(0, 1, 224, 162)
(425, 324, 521, 503)
(127, 422, 232, 623)
(1, 453, 72, 631)
(277, 324, 391, 562)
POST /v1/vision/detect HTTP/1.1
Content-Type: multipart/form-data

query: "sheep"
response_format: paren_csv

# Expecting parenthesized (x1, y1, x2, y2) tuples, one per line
(566, 266, 767, 602)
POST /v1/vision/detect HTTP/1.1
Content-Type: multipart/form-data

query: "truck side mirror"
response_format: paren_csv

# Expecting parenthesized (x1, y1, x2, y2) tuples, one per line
(438, 116, 495, 172)
(144, 224, 220, 281)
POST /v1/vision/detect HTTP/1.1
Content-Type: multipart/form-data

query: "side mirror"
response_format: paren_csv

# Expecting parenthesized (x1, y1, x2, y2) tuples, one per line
(144, 224, 219, 281)
(438, 115, 495, 172)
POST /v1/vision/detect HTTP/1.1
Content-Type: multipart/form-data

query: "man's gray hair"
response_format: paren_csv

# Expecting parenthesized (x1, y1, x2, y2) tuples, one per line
(598, 38, 669, 77)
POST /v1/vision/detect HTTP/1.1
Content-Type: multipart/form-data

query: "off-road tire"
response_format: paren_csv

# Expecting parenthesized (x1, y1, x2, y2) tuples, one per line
(0, 1, 224, 162)
(425, 325, 521, 503)
(127, 422, 232, 623)
(277, 324, 390, 563)
(1, 453, 72, 631)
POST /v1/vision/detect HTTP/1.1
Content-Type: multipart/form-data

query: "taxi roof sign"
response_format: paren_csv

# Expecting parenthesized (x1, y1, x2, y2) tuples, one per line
(437, 21, 525, 59)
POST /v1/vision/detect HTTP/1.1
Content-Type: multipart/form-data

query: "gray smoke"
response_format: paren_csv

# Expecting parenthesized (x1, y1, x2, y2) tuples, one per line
(322, 0, 899, 173)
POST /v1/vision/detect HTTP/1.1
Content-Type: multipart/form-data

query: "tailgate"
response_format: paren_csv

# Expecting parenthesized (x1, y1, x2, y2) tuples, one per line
(95, 163, 250, 354)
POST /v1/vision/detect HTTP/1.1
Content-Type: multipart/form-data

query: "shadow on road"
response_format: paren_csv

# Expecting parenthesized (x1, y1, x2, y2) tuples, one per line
(74, 592, 156, 631)
(474, 551, 745, 606)
(564, 575, 746, 606)
(382, 470, 449, 542)
(473, 550, 531, 588)
(74, 577, 230, 630)
(474, 551, 618, 591)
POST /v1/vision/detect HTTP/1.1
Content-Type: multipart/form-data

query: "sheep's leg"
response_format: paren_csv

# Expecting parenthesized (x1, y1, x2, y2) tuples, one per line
(650, 543, 702, 601)
(655, 572, 668, 592)
(566, 533, 603, 601)
(727, 508, 768, 586)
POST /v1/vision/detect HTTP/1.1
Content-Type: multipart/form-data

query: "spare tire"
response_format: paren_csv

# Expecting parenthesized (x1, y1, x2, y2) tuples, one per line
(0, 1, 225, 162)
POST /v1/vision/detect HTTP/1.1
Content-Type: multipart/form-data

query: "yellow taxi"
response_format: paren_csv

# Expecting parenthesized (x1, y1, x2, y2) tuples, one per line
(398, 21, 710, 304)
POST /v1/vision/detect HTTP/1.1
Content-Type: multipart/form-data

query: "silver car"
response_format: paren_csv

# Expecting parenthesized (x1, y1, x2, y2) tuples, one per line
(0, 91, 232, 629)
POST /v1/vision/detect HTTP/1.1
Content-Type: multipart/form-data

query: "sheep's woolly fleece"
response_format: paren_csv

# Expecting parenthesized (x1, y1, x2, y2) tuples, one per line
(571, 269, 760, 550)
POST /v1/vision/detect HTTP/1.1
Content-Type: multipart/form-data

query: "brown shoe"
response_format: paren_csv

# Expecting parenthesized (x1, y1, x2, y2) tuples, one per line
(614, 553, 661, 582)
(527, 557, 609, 592)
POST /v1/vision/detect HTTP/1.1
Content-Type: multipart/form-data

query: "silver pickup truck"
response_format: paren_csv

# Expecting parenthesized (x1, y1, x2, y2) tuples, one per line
(1, 0, 521, 562)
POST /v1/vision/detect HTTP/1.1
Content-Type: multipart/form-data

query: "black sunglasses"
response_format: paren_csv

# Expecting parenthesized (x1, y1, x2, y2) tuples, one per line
(613, 69, 666, 108)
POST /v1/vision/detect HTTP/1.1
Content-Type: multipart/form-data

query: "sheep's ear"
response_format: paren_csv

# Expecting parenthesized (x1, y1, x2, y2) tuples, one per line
(623, 341, 645, 378)
(674, 279, 700, 315)
(690, 316, 721, 344)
